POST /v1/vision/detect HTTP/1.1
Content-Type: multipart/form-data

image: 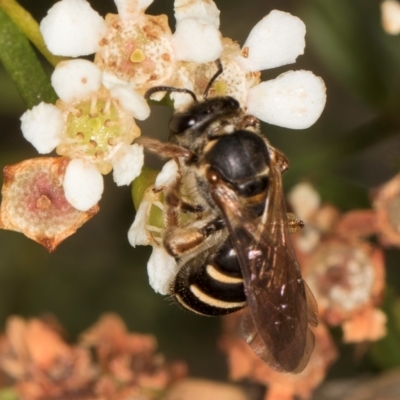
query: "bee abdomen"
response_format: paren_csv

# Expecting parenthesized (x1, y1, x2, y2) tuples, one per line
(172, 241, 246, 316)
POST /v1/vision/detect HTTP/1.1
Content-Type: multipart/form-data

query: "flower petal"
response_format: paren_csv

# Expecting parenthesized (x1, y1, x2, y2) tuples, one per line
(154, 160, 179, 190)
(128, 199, 151, 246)
(114, 0, 154, 19)
(20, 103, 64, 154)
(381, 0, 400, 35)
(246, 70, 326, 129)
(112, 143, 144, 186)
(236, 10, 306, 72)
(63, 159, 103, 211)
(288, 183, 321, 221)
(109, 86, 150, 120)
(147, 247, 178, 295)
(174, 0, 220, 28)
(40, 0, 106, 57)
(52, 60, 102, 103)
(171, 18, 223, 63)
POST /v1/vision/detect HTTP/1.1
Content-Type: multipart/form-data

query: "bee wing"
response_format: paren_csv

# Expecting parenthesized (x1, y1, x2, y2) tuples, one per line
(210, 162, 318, 373)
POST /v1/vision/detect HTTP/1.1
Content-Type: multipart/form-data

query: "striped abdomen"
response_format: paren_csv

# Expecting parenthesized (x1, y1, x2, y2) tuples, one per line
(172, 240, 246, 316)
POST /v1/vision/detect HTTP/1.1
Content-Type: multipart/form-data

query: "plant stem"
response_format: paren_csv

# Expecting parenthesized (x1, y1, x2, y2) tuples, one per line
(0, 0, 65, 66)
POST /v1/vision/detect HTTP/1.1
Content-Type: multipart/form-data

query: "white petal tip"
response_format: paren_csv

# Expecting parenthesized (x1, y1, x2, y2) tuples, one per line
(52, 60, 102, 103)
(40, 0, 106, 57)
(110, 86, 150, 120)
(63, 159, 103, 211)
(381, 0, 400, 34)
(172, 19, 223, 63)
(174, 0, 220, 28)
(128, 200, 151, 247)
(147, 247, 178, 295)
(112, 144, 144, 186)
(247, 70, 326, 129)
(154, 160, 179, 190)
(237, 10, 306, 72)
(20, 103, 64, 154)
(288, 183, 321, 221)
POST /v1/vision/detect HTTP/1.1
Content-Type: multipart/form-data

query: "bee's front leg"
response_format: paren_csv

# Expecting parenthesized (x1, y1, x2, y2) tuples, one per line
(163, 217, 226, 258)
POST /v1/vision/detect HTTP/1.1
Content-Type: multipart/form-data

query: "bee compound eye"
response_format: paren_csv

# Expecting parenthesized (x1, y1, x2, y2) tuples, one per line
(169, 113, 196, 134)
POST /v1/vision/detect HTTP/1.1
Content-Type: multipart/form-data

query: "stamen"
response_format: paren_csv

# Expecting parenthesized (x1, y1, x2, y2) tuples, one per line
(89, 95, 98, 117)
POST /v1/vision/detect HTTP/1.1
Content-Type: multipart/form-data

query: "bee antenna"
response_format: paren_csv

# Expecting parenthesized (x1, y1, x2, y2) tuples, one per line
(145, 86, 198, 103)
(204, 59, 223, 99)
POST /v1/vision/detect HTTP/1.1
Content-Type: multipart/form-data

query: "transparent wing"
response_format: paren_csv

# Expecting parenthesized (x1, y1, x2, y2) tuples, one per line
(210, 161, 318, 373)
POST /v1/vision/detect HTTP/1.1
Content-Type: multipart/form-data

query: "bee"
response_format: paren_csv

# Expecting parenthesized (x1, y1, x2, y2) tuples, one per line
(138, 61, 318, 373)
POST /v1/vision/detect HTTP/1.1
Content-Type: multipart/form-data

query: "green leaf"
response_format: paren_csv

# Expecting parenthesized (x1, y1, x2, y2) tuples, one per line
(0, 388, 18, 400)
(369, 288, 400, 369)
(299, 0, 389, 108)
(131, 166, 160, 211)
(0, 0, 64, 67)
(0, 8, 57, 109)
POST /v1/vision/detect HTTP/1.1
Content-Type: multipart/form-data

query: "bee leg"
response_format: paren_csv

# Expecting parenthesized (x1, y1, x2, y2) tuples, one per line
(163, 217, 225, 258)
(287, 212, 304, 233)
(165, 191, 204, 214)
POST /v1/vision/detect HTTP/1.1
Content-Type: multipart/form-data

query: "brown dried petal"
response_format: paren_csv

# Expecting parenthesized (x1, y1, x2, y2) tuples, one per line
(80, 313, 156, 359)
(342, 307, 387, 343)
(0, 157, 99, 252)
(0, 317, 97, 400)
(334, 210, 379, 240)
(373, 172, 400, 247)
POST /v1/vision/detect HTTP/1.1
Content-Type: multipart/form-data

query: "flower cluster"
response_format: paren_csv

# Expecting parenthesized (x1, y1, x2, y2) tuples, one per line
(0, 314, 186, 400)
(0, 0, 326, 250)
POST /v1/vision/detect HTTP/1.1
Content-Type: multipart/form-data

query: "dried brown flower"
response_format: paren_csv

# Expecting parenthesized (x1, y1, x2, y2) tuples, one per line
(373, 172, 400, 247)
(0, 316, 96, 400)
(0, 157, 99, 252)
(0, 314, 187, 400)
(80, 313, 187, 399)
(302, 238, 385, 329)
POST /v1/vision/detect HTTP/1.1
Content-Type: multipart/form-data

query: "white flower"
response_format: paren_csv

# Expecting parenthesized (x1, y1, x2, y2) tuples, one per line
(128, 160, 180, 294)
(20, 59, 146, 211)
(40, 0, 223, 94)
(168, 10, 326, 130)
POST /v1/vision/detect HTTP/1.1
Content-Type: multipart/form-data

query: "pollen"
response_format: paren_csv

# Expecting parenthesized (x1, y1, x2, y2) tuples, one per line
(213, 80, 227, 96)
(130, 48, 146, 63)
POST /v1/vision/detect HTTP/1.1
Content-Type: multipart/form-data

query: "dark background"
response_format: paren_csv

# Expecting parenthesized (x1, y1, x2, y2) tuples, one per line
(1, 0, 400, 383)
